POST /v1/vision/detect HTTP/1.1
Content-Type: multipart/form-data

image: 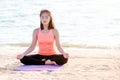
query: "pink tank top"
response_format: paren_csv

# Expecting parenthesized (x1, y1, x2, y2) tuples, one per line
(37, 29, 56, 55)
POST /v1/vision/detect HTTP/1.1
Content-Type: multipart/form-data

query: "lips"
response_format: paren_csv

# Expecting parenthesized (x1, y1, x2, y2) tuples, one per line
(43, 21, 47, 23)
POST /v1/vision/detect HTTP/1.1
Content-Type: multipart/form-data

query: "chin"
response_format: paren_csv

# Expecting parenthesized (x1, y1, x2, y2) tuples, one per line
(43, 23, 49, 25)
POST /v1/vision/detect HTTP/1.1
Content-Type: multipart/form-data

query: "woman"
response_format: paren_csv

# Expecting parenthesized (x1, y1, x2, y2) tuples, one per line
(16, 9, 69, 65)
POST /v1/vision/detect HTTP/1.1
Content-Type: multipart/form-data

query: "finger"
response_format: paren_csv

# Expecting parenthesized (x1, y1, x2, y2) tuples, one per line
(16, 56, 20, 59)
(16, 55, 19, 59)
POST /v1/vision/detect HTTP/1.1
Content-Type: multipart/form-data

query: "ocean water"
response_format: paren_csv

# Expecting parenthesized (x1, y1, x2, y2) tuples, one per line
(0, 0, 120, 48)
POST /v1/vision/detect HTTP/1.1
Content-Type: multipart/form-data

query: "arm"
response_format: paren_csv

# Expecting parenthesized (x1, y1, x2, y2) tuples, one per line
(16, 28, 39, 59)
(22, 28, 38, 55)
(53, 29, 69, 58)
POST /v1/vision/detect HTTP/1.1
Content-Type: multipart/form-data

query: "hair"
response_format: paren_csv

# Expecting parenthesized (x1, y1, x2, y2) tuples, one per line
(40, 9, 55, 30)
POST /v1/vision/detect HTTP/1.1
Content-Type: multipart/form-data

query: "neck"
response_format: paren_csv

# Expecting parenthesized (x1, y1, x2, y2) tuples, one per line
(43, 25, 48, 30)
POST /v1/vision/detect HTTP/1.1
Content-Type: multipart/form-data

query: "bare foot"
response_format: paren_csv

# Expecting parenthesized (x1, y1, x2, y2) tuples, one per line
(45, 59, 58, 65)
(52, 61, 58, 65)
(41, 58, 46, 61)
(45, 60, 52, 65)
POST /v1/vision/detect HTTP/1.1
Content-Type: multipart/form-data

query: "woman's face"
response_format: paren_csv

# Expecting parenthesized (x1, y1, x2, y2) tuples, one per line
(40, 12, 50, 26)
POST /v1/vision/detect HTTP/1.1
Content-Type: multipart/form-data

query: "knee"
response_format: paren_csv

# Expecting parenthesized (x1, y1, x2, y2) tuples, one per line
(62, 58, 68, 65)
(20, 56, 27, 64)
(57, 56, 68, 65)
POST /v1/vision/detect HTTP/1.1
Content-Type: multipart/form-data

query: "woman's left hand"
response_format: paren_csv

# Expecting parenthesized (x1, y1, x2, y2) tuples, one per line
(63, 53, 69, 58)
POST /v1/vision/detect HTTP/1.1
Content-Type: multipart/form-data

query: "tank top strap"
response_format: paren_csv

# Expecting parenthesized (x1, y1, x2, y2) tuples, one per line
(38, 28, 41, 34)
(49, 29, 52, 33)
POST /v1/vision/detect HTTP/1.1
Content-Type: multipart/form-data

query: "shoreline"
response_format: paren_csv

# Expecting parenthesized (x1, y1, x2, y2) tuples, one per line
(0, 42, 119, 49)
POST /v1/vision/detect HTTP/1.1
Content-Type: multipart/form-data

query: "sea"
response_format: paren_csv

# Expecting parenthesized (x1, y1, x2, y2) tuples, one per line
(0, 0, 120, 49)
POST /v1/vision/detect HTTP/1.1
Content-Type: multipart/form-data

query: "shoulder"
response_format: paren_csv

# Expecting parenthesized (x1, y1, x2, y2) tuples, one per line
(34, 28, 39, 32)
(52, 28, 59, 35)
(34, 28, 39, 33)
(51, 28, 59, 38)
(33, 28, 39, 35)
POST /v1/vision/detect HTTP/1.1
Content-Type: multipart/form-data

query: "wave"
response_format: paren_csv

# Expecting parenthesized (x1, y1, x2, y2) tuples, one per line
(1, 43, 31, 47)
(0, 42, 112, 49)
(62, 43, 110, 49)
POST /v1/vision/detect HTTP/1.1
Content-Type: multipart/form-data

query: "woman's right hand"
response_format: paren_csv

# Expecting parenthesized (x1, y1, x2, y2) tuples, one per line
(16, 54, 25, 60)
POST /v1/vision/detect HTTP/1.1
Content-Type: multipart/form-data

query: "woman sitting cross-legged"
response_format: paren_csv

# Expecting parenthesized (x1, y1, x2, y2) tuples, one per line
(16, 9, 69, 65)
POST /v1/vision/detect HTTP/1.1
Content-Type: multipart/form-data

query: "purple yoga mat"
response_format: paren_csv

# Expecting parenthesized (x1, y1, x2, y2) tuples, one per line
(14, 65, 62, 71)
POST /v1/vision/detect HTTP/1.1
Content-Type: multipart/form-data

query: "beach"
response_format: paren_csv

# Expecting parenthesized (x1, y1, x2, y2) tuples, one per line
(0, 0, 120, 80)
(0, 46, 120, 80)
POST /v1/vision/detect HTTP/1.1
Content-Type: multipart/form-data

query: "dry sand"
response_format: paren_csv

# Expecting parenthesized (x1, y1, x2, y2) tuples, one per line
(0, 46, 120, 80)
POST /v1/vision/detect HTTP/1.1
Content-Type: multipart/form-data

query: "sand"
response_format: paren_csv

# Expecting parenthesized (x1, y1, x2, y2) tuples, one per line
(0, 46, 120, 80)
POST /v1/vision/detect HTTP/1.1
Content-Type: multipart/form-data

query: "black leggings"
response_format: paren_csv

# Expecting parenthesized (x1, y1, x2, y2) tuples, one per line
(20, 54, 68, 65)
